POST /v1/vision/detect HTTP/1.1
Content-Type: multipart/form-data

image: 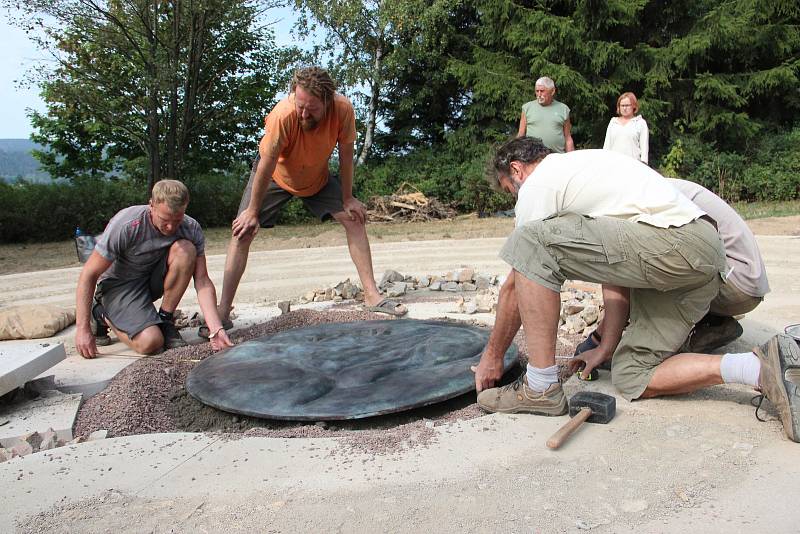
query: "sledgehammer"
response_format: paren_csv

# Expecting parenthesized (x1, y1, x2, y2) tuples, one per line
(546, 391, 616, 449)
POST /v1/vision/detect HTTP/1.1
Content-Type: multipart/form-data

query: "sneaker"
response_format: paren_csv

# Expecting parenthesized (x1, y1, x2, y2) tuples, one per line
(754, 334, 800, 442)
(688, 315, 743, 353)
(477, 375, 567, 416)
(160, 320, 188, 349)
(90, 301, 112, 346)
(197, 317, 234, 339)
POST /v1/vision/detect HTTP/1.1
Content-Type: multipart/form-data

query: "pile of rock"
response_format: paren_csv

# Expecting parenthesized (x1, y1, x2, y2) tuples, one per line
(293, 268, 602, 329)
(0, 428, 108, 463)
(298, 279, 365, 304)
(559, 286, 603, 336)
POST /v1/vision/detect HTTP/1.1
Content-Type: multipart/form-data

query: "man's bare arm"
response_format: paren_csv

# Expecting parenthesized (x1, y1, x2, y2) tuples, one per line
(193, 255, 233, 351)
(75, 251, 112, 358)
(517, 112, 527, 137)
(564, 118, 575, 152)
(231, 150, 280, 239)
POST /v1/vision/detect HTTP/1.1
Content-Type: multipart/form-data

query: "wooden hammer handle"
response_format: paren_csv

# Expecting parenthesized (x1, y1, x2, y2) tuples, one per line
(546, 407, 593, 449)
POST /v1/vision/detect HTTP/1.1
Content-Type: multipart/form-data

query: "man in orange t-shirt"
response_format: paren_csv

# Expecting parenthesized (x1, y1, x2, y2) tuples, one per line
(207, 67, 406, 333)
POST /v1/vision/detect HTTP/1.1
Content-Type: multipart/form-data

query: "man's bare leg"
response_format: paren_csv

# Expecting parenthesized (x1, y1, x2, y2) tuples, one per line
(641, 353, 724, 398)
(218, 232, 255, 320)
(333, 212, 406, 312)
(107, 323, 164, 355)
(514, 271, 560, 369)
(160, 240, 196, 313)
(473, 270, 521, 391)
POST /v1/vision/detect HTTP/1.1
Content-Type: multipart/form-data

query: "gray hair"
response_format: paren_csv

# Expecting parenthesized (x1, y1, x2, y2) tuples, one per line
(485, 137, 552, 191)
(535, 77, 555, 89)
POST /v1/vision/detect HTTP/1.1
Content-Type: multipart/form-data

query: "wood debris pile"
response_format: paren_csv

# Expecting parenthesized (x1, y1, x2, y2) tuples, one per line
(366, 183, 456, 222)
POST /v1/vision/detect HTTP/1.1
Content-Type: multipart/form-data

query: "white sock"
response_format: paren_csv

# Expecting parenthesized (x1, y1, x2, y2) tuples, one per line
(526, 364, 559, 392)
(720, 352, 761, 387)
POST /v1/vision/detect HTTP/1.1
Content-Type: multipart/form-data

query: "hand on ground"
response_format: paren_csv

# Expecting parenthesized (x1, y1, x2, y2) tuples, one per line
(211, 329, 234, 352)
(75, 328, 98, 359)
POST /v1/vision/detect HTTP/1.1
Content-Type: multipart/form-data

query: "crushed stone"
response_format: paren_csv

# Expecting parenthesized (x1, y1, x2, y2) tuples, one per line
(73, 309, 580, 456)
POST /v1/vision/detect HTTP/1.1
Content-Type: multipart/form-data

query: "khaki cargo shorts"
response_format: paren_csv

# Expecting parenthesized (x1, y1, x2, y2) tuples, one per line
(500, 213, 728, 401)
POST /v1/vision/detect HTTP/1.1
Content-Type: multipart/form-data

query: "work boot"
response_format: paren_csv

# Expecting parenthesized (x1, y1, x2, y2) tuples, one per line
(688, 314, 743, 353)
(159, 319, 188, 349)
(754, 334, 800, 442)
(90, 301, 112, 346)
(477, 375, 567, 416)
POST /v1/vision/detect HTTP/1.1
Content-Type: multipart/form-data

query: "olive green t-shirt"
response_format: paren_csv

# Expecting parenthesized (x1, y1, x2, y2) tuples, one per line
(521, 100, 570, 152)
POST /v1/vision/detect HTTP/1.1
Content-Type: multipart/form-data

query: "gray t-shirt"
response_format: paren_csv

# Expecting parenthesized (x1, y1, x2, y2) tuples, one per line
(521, 99, 570, 152)
(95, 205, 205, 282)
(669, 179, 770, 297)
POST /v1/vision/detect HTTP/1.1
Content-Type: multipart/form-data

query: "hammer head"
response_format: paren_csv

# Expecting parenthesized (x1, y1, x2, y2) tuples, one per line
(568, 391, 616, 424)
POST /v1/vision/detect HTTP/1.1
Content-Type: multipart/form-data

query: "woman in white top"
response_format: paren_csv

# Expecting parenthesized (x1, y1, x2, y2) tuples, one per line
(603, 92, 649, 164)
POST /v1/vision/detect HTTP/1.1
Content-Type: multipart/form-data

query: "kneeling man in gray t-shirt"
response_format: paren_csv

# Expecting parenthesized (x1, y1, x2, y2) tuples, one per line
(75, 180, 233, 357)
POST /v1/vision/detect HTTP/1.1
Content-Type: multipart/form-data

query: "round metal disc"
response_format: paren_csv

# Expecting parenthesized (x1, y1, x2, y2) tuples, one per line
(186, 319, 519, 420)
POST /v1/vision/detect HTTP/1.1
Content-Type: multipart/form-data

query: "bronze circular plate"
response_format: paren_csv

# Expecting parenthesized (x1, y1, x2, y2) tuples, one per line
(186, 319, 519, 420)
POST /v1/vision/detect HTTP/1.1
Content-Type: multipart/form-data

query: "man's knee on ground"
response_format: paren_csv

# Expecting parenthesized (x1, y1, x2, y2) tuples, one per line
(132, 325, 164, 355)
(168, 239, 197, 267)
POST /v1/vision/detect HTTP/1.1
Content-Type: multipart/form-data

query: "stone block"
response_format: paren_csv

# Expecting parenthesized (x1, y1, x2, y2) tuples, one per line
(417, 275, 430, 288)
(22, 431, 42, 450)
(0, 389, 82, 448)
(11, 442, 33, 457)
(379, 270, 405, 288)
(0, 342, 67, 397)
(564, 314, 587, 335)
(277, 301, 291, 315)
(38, 429, 58, 451)
(580, 304, 599, 326)
(462, 282, 477, 292)
(88, 429, 108, 441)
(429, 281, 442, 291)
(0, 447, 11, 463)
(464, 302, 478, 315)
(385, 282, 408, 298)
(454, 268, 475, 283)
(443, 281, 460, 292)
(474, 275, 492, 290)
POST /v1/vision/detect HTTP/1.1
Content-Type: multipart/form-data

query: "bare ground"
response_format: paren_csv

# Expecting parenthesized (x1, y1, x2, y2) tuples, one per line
(2, 213, 797, 275)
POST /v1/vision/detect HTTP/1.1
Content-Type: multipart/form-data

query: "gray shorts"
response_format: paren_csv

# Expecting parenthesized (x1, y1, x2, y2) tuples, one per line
(710, 281, 763, 317)
(95, 254, 167, 338)
(238, 154, 345, 228)
(500, 213, 728, 401)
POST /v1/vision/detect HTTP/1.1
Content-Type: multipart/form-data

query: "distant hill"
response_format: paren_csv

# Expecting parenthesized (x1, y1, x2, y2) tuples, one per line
(0, 139, 51, 183)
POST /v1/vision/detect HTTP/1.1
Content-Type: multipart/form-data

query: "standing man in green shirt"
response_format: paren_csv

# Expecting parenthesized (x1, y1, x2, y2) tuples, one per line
(517, 76, 574, 153)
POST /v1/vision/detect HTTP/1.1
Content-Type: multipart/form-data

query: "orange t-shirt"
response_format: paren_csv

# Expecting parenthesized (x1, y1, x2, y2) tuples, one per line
(258, 93, 357, 197)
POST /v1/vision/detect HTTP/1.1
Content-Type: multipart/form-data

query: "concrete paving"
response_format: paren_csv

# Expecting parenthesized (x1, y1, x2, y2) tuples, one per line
(0, 234, 799, 532)
(0, 341, 65, 396)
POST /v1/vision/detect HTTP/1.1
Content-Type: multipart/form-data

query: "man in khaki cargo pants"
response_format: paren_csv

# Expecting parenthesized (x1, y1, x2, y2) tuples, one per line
(472, 137, 800, 443)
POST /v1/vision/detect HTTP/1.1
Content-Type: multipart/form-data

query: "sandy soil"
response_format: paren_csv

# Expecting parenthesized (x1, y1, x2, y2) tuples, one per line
(2, 213, 797, 275)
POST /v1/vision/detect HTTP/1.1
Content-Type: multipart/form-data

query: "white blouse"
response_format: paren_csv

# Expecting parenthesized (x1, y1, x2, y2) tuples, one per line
(603, 115, 649, 164)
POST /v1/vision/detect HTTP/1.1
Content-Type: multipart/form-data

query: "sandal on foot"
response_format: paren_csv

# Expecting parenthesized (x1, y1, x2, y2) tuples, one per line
(364, 298, 407, 317)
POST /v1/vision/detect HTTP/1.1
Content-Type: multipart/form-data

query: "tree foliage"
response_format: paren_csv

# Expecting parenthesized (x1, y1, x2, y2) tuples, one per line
(8, 0, 297, 190)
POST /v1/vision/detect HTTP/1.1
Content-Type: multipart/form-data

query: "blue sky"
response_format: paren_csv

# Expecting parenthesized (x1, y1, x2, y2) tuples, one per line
(0, 5, 300, 139)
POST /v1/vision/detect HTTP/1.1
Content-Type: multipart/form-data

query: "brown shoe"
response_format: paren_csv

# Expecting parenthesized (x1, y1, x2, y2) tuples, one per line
(754, 334, 800, 442)
(477, 375, 567, 416)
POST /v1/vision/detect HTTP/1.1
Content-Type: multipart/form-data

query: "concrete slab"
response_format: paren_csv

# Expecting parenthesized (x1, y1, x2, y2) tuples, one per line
(0, 341, 66, 397)
(0, 389, 82, 447)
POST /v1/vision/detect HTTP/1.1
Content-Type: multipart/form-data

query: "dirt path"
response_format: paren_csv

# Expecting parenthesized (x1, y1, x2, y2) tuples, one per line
(2, 213, 797, 276)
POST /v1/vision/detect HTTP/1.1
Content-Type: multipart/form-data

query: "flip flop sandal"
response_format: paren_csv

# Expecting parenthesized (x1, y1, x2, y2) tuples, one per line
(364, 298, 407, 317)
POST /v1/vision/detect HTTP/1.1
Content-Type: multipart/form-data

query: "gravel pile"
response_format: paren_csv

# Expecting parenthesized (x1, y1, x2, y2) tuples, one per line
(73, 308, 581, 455)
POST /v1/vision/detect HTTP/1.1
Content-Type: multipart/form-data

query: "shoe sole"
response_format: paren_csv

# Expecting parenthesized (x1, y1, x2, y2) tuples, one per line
(95, 336, 112, 347)
(689, 319, 744, 353)
(758, 335, 800, 442)
(477, 398, 568, 416)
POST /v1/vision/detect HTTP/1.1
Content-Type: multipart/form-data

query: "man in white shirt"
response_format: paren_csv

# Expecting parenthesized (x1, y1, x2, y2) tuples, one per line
(472, 137, 800, 443)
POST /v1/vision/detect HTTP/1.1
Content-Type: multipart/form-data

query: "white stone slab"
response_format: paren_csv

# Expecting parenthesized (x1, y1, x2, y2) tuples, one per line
(0, 341, 66, 397)
(0, 389, 82, 447)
